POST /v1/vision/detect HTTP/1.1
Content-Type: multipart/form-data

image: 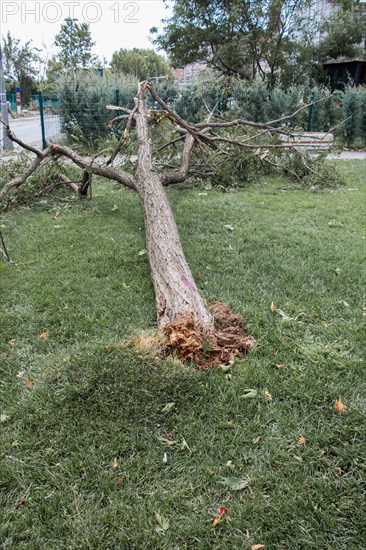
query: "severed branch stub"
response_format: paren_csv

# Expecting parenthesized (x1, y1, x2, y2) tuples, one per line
(1, 82, 336, 366)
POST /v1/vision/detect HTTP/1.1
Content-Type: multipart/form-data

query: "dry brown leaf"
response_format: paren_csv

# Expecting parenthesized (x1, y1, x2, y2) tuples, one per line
(275, 363, 287, 369)
(251, 545, 266, 550)
(270, 302, 276, 314)
(112, 457, 118, 469)
(38, 332, 49, 341)
(25, 376, 33, 389)
(53, 211, 60, 219)
(252, 436, 261, 445)
(334, 397, 347, 413)
(298, 436, 306, 445)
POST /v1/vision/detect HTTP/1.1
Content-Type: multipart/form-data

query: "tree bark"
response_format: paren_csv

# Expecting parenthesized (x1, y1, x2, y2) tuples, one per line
(134, 84, 211, 329)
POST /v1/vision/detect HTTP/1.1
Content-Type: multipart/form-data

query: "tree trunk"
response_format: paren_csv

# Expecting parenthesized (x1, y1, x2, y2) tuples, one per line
(135, 85, 211, 329)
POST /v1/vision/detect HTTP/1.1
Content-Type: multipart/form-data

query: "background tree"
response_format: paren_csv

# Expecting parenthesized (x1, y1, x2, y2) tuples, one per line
(316, 7, 366, 61)
(110, 48, 173, 80)
(152, 0, 312, 86)
(2, 32, 38, 104)
(53, 18, 99, 72)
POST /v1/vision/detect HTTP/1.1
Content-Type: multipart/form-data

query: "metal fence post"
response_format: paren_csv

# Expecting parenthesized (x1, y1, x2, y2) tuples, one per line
(115, 89, 120, 107)
(39, 92, 47, 149)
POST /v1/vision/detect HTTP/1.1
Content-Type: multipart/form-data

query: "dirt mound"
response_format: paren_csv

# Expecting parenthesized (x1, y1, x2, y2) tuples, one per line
(164, 302, 256, 368)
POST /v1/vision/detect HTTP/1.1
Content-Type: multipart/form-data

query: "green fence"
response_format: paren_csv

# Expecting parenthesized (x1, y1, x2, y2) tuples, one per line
(38, 94, 62, 148)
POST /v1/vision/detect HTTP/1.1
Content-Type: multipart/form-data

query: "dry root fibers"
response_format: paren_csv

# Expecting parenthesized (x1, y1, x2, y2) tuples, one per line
(164, 302, 256, 368)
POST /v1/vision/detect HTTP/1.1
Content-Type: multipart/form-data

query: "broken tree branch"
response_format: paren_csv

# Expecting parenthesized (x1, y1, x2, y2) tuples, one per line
(107, 105, 138, 166)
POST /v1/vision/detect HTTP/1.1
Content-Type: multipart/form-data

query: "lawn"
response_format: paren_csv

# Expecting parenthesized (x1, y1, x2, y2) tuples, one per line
(1, 161, 365, 549)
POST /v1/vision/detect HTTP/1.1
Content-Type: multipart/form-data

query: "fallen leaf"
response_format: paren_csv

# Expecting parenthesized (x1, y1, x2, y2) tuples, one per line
(157, 436, 176, 446)
(276, 309, 294, 322)
(138, 249, 147, 256)
(252, 436, 261, 445)
(270, 302, 276, 314)
(251, 545, 266, 550)
(224, 224, 234, 231)
(239, 389, 258, 399)
(160, 402, 175, 413)
(112, 457, 118, 468)
(218, 476, 250, 491)
(264, 388, 273, 401)
(212, 516, 221, 527)
(38, 332, 49, 341)
(298, 436, 306, 445)
(0, 413, 10, 423)
(155, 511, 169, 532)
(25, 376, 33, 389)
(275, 363, 287, 369)
(8, 339, 16, 346)
(334, 397, 347, 413)
(180, 437, 191, 452)
(53, 211, 60, 219)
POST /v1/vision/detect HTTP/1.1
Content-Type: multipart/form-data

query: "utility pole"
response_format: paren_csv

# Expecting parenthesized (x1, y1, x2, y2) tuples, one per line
(0, 45, 14, 151)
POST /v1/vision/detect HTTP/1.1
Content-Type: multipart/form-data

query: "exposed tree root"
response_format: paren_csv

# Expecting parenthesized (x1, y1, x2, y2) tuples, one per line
(164, 302, 256, 368)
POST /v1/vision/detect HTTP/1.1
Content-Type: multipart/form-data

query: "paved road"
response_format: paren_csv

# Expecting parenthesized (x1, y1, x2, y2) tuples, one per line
(7, 114, 61, 148)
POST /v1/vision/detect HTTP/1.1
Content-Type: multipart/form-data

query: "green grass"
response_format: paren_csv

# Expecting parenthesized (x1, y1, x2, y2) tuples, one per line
(1, 161, 365, 549)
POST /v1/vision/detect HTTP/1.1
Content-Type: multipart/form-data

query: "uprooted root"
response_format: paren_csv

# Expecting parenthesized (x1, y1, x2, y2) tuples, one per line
(164, 302, 256, 368)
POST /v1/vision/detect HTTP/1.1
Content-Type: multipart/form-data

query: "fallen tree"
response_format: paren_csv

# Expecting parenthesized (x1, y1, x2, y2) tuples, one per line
(0, 82, 336, 366)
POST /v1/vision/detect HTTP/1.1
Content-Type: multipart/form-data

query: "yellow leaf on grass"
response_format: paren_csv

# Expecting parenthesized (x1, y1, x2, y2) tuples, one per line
(264, 388, 272, 401)
(212, 516, 221, 527)
(38, 332, 49, 341)
(252, 436, 261, 445)
(112, 457, 118, 468)
(251, 545, 266, 550)
(298, 436, 306, 445)
(25, 376, 33, 389)
(334, 397, 347, 413)
(270, 302, 276, 314)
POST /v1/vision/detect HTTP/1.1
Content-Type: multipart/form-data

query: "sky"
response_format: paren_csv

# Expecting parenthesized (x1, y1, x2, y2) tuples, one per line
(0, 1, 172, 64)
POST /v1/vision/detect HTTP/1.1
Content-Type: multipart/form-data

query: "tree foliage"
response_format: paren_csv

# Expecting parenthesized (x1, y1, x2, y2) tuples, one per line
(110, 48, 172, 80)
(53, 18, 99, 72)
(152, 0, 312, 86)
(2, 32, 38, 103)
(317, 7, 366, 61)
